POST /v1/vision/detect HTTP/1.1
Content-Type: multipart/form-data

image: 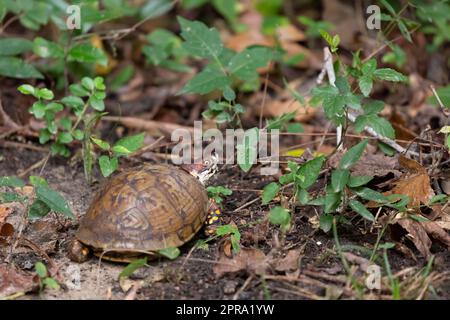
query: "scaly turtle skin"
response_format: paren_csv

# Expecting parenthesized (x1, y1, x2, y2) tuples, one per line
(69, 156, 219, 262)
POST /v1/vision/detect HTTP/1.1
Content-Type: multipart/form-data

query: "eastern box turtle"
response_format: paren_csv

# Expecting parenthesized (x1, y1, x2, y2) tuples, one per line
(69, 155, 220, 262)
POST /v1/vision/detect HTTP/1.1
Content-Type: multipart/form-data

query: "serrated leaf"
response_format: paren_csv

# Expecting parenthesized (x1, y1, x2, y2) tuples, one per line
(339, 139, 368, 170)
(228, 47, 272, 81)
(0, 37, 32, 56)
(354, 114, 395, 139)
(297, 156, 325, 189)
(35, 185, 74, 219)
(349, 199, 375, 221)
(261, 182, 280, 205)
(359, 75, 373, 97)
(178, 16, 223, 59)
(179, 67, 230, 95)
(373, 68, 407, 82)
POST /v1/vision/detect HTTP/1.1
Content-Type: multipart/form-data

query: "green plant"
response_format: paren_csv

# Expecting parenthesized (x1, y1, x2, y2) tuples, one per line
(298, 16, 334, 39)
(0, 175, 74, 220)
(143, 28, 191, 73)
(215, 224, 241, 253)
(177, 17, 273, 125)
(35, 262, 60, 292)
(207, 185, 232, 206)
(18, 77, 144, 181)
(414, 0, 450, 51)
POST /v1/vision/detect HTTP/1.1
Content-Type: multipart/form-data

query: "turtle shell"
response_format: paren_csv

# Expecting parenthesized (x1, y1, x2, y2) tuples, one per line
(76, 164, 208, 253)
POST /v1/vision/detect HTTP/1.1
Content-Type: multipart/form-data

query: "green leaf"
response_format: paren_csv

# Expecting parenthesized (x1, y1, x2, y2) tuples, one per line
(268, 206, 290, 231)
(91, 137, 110, 150)
(223, 86, 236, 101)
(109, 65, 135, 91)
(352, 187, 388, 203)
(297, 156, 325, 189)
(347, 175, 373, 188)
(331, 169, 350, 192)
(0, 192, 27, 204)
(361, 58, 377, 74)
(261, 182, 280, 205)
(69, 84, 90, 97)
(39, 129, 51, 144)
(0, 176, 25, 187)
(29, 176, 48, 187)
(158, 247, 181, 260)
(373, 68, 407, 82)
(363, 100, 385, 115)
(61, 96, 84, 109)
(179, 67, 231, 95)
(339, 139, 368, 170)
(68, 43, 108, 66)
(81, 77, 95, 91)
(0, 37, 32, 56)
(89, 95, 105, 111)
(114, 133, 145, 154)
(178, 16, 223, 59)
(42, 277, 60, 290)
(428, 194, 448, 205)
(98, 155, 118, 177)
(349, 199, 375, 222)
(94, 76, 106, 90)
(354, 114, 395, 139)
(35, 262, 47, 278)
(228, 47, 272, 81)
(17, 84, 36, 96)
(140, 0, 174, 19)
(57, 132, 73, 144)
(36, 88, 54, 100)
(28, 199, 51, 220)
(33, 37, 64, 58)
(324, 191, 342, 213)
(119, 258, 147, 278)
(35, 185, 74, 219)
(0, 56, 43, 79)
(236, 128, 259, 172)
(319, 213, 333, 232)
(73, 129, 84, 141)
(359, 75, 373, 97)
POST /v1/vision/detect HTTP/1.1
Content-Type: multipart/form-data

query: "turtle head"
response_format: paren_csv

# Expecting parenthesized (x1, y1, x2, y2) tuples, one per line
(182, 153, 219, 185)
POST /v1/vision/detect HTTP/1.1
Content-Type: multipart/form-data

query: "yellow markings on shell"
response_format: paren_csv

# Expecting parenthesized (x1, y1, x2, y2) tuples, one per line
(215, 210, 221, 215)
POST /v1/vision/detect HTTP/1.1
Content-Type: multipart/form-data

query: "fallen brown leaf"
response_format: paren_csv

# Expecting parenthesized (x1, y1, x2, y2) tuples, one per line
(273, 249, 301, 272)
(397, 218, 432, 258)
(213, 248, 269, 278)
(350, 154, 402, 177)
(0, 264, 37, 298)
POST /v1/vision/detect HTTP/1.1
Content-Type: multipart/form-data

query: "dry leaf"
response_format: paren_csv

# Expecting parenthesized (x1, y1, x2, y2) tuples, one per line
(397, 218, 432, 258)
(273, 249, 301, 272)
(384, 157, 434, 207)
(350, 154, 401, 177)
(213, 248, 268, 278)
(0, 205, 12, 224)
(0, 264, 37, 298)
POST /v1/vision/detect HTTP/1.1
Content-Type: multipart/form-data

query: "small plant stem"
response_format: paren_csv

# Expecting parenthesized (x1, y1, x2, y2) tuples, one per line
(71, 101, 90, 134)
(369, 220, 390, 262)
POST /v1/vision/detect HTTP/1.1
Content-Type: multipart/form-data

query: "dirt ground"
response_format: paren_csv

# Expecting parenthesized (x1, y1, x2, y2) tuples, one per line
(1, 147, 449, 300)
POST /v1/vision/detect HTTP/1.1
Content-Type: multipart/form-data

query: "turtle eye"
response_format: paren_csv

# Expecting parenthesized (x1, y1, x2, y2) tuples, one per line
(204, 160, 210, 166)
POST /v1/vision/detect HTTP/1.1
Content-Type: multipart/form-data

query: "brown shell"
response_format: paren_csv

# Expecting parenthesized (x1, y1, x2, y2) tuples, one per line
(76, 164, 208, 252)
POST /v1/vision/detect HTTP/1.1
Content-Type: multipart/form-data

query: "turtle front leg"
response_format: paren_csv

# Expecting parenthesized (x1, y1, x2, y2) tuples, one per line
(204, 199, 222, 235)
